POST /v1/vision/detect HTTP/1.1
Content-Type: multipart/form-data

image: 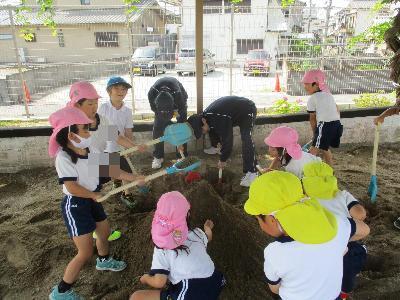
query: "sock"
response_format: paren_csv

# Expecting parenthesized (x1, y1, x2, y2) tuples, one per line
(58, 280, 72, 293)
(340, 292, 349, 299)
(98, 254, 110, 262)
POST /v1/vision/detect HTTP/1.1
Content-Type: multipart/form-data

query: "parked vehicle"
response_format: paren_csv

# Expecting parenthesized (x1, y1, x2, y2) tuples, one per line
(131, 46, 167, 76)
(243, 49, 271, 76)
(176, 48, 216, 76)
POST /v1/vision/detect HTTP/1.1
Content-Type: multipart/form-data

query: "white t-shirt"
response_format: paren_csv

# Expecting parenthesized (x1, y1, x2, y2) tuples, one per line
(307, 91, 340, 123)
(284, 151, 321, 179)
(150, 228, 215, 285)
(318, 190, 359, 219)
(98, 102, 133, 153)
(55, 150, 100, 196)
(264, 216, 351, 300)
(89, 114, 118, 153)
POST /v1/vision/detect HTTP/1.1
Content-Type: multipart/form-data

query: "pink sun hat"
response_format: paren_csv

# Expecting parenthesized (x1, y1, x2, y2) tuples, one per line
(67, 81, 101, 107)
(48, 106, 93, 157)
(264, 126, 302, 160)
(301, 69, 330, 93)
(151, 191, 191, 250)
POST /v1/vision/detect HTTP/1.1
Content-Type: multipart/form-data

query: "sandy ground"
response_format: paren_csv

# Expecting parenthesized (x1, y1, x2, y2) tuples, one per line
(0, 144, 400, 300)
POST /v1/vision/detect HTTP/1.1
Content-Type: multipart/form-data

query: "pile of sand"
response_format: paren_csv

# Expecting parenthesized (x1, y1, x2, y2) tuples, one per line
(1, 145, 400, 299)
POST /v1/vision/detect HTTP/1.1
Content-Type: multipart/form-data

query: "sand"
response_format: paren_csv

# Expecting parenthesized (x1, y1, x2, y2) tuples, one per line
(0, 144, 400, 300)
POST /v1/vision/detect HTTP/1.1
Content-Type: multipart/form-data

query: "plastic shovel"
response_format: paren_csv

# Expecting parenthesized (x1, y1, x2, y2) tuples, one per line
(120, 123, 193, 156)
(97, 157, 201, 203)
(368, 123, 381, 203)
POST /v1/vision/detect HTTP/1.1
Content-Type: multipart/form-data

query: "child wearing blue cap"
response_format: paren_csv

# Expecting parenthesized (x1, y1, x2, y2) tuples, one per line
(98, 76, 146, 208)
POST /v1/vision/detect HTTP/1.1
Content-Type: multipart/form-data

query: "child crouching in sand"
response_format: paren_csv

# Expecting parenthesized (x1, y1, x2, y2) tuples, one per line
(131, 191, 225, 300)
(48, 106, 145, 300)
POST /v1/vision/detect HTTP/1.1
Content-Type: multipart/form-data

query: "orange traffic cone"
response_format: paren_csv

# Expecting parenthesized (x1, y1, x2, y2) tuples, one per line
(274, 73, 281, 92)
(23, 81, 31, 103)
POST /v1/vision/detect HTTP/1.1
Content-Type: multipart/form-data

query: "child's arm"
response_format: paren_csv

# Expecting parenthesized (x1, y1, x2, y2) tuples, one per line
(309, 112, 317, 133)
(64, 181, 101, 200)
(204, 219, 214, 242)
(124, 128, 134, 142)
(116, 170, 146, 186)
(349, 219, 370, 241)
(374, 107, 400, 125)
(140, 273, 168, 289)
(349, 204, 367, 221)
(268, 283, 280, 294)
(117, 135, 147, 152)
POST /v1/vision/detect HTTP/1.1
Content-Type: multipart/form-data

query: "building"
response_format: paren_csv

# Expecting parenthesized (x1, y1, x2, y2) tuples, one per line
(0, 0, 165, 63)
(179, 0, 287, 63)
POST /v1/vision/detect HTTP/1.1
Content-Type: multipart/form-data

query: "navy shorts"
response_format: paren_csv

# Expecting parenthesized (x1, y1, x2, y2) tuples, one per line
(313, 120, 343, 151)
(342, 242, 367, 293)
(160, 270, 226, 300)
(61, 195, 107, 238)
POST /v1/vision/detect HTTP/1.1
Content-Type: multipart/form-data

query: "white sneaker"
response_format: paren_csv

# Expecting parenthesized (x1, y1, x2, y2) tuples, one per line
(204, 147, 221, 155)
(240, 172, 258, 187)
(152, 158, 164, 169)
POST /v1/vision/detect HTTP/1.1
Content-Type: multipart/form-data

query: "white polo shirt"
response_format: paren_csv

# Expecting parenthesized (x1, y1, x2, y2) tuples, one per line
(98, 102, 133, 153)
(307, 91, 340, 123)
(55, 150, 100, 196)
(149, 228, 215, 285)
(317, 190, 359, 219)
(264, 216, 352, 300)
(284, 151, 321, 179)
(89, 114, 118, 153)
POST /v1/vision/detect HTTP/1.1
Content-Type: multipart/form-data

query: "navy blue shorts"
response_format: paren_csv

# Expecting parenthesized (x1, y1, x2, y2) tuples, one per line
(313, 120, 343, 151)
(160, 270, 226, 300)
(342, 242, 367, 293)
(61, 195, 107, 238)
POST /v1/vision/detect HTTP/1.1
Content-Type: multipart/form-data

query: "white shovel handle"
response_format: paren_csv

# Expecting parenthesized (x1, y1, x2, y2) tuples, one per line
(371, 123, 380, 176)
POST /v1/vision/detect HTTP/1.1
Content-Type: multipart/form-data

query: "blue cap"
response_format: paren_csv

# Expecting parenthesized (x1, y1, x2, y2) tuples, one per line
(106, 76, 132, 89)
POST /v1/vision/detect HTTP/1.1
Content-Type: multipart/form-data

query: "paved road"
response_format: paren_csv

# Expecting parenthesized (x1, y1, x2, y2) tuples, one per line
(1, 67, 357, 120)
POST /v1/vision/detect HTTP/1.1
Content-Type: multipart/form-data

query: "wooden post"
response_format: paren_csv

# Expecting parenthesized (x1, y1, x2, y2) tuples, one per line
(8, 7, 31, 118)
(195, 0, 203, 114)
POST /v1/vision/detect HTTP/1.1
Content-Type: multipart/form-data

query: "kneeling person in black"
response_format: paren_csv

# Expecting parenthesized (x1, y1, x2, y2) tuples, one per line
(188, 96, 258, 187)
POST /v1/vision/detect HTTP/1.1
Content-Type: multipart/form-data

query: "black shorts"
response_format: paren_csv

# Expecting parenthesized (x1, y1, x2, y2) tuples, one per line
(312, 120, 343, 151)
(120, 155, 132, 173)
(160, 270, 226, 300)
(61, 195, 107, 238)
(342, 241, 367, 293)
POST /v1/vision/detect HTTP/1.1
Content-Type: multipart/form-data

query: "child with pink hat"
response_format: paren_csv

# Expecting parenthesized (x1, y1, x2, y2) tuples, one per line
(130, 191, 225, 300)
(48, 106, 145, 300)
(262, 126, 321, 178)
(68, 81, 147, 208)
(302, 69, 343, 166)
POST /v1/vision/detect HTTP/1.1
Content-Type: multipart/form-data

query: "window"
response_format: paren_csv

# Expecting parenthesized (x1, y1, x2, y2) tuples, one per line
(203, 0, 251, 14)
(57, 31, 65, 47)
(236, 39, 263, 54)
(94, 32, 119, 47)
(80, 0, 90, 5)
(25, 33, 37, 42)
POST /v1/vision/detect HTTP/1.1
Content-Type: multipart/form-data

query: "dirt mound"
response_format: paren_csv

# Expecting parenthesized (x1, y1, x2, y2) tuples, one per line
(1, 145, 400, 299)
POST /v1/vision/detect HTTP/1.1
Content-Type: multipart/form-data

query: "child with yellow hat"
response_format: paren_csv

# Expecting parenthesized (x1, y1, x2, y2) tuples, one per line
(244, 171, 367, 300)
(302, 161, 369, 300)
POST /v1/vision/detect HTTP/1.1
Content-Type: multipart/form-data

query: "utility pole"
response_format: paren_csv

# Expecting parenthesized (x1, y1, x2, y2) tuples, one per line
(308, 0, 312, 33)
(229, 3, 234, 96)
(321, 0, 333, 69)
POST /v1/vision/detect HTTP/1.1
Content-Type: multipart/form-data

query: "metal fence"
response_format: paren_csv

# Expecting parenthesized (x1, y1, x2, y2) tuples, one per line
(0, 2, 395, 122)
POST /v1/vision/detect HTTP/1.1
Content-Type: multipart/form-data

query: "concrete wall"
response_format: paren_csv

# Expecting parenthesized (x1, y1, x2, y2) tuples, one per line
(1, 114, 399, 173)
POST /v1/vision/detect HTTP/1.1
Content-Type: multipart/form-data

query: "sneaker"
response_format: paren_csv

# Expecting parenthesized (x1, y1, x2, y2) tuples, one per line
(394, 217, 400, 230)
(240, 172, 258, 187)
(49, 285, 83, 300)
(152, 157, 164, 169)
(96, 257, 127, 272)
(204, 147, 221, 155)
(92, 230, 121, 242)
(120, 194, 138, 209)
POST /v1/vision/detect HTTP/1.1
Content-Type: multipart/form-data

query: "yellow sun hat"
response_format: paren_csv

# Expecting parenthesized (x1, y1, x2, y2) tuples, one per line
(244, 171, 337, 244)
(302, 162, 338, 199)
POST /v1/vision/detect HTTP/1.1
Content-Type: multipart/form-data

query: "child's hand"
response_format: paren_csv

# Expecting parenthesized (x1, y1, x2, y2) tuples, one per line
(217, 161, 227, 169)
(91, 192, 104, 202)
(374, 116, 384, 125)
(135, 175, 146, 186)
(140, 274, 150, 284)
(137, 144, 148, 153)
(204, 219, 214, 230)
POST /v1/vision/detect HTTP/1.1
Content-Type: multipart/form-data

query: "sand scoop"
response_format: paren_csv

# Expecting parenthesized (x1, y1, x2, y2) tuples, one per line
(120, 123, 193, 156)
(97, 157, 201, 203)
(368, 123, 381, 203)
